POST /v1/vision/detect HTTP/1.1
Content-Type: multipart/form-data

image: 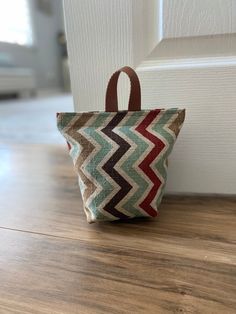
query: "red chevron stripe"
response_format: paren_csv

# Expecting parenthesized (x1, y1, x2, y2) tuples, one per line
(67, 141, 71, 151)
(135, 110, 165, 217)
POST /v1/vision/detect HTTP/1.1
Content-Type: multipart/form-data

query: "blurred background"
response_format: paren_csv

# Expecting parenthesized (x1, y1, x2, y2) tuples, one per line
(0, 0, 70, 95)
(0, 2, 235, 312)
(0, 0, 73, 144)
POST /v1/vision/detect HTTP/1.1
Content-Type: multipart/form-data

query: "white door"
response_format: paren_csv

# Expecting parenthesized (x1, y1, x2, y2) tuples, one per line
(64, 0, 236, 194)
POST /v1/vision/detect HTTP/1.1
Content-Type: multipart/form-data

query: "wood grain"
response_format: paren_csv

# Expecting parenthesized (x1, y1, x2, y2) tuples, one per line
(0, 143, 235, 313)
(0, 227, 235, 314)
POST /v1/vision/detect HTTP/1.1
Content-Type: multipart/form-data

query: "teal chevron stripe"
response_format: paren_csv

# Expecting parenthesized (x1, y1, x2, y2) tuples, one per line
(83, 113, 117, 221)
(58, 109, 184, 222)
(68, 139, 80, 164)
(119, 113, 150, 217)
(57, 113, 80, 163)
(57, 112, 77, 130)
(152, 109, 179, 207)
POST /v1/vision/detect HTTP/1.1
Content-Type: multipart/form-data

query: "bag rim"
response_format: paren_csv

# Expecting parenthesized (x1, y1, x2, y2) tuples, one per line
(57, 108, 185, 118)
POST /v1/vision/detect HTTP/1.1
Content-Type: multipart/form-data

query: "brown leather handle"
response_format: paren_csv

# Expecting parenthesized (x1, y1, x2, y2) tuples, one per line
(105, 66, 141, 112)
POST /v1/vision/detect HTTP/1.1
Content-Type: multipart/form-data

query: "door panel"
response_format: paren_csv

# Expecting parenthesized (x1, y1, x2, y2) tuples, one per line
(63, 0, 159, 111)
(64, 0, 236, 194)
(163, 0, 235, 38)
(138, 0, 236, 194)
(138, 64, 236, 194)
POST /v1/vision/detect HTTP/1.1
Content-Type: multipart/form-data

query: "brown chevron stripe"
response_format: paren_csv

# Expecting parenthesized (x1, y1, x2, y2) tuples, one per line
(66, 113, 96, 207)
(58, 108, 186, 223)
(101, 112, 131, 219)
(168, 110, 185, 137)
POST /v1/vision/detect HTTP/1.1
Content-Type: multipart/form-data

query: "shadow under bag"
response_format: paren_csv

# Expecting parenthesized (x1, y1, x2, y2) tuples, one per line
(57, 66, 185, 223)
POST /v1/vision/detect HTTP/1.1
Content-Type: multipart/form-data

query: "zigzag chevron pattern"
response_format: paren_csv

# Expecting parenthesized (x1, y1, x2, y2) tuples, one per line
(136, 110, 165, 217)
(83, 114, 121, 220)
(101, 111, 132, 219)
(116, 113, 149, 217)
(57, 109, 185, 222)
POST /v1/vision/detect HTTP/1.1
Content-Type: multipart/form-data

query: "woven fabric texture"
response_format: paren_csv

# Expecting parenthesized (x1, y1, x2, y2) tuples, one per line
(57, 108, 185, 222)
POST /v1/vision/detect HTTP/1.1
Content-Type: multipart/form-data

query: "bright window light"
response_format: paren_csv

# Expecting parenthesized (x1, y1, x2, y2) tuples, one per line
(0, 0, 33, 46)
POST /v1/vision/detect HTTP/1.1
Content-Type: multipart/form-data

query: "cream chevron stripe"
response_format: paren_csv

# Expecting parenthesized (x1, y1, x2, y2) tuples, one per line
(64, 113, 96, 211)
(146, 113, 169, 209)
(58, 113, 96, 220)
(150, 131, 168, 210)
(136, 110, 165, 217)
(118, 112, 152, 217)
(101, 112, 132, 219)
(57, 108, 185, 222)
(162, 113, 180, 139)
(78, 115, 103, 205)
(111, 113, 141, 217)
(83, 114, 119, 220)
(78, 114, 102, 187)
(93, 126, 121, 217)
(142, 111, 169, 211)
(153, 110, 181, 208)
(168, 110, 186, 138)
(134, 110, 166, 213)
(58, 114, 82, 164)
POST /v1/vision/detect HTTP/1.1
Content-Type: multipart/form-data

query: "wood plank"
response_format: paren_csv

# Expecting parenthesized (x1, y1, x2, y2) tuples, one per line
(0, 143, 235, 244)
(0, 228, 235, 314)
(0, 143, 235, 313)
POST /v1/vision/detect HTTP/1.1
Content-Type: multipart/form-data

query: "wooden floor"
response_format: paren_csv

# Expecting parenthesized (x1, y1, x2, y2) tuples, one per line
(0, 96, 236, 313)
